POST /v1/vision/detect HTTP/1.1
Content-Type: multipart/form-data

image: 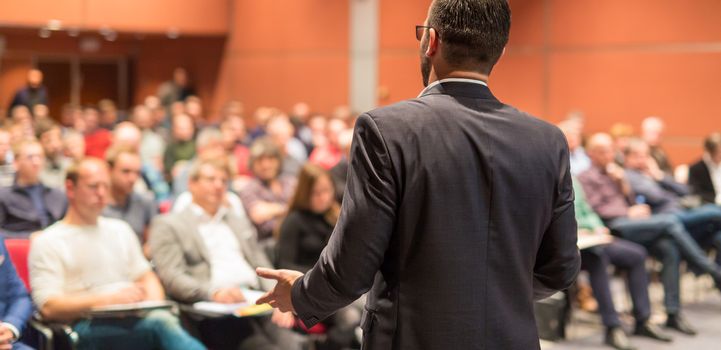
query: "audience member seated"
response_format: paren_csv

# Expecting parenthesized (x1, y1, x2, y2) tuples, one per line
(28, 158, 204, 350)
(36, 119, 71, 189)
(62, 130, 85, 163)
(248, 107, 273, 141)
(0, 140, 67, 238)
(688, 133, 721, 205)
(112, 122, 171, 202)
(149, 158, 303, 350)
(147, 99, 171, 142)
(558, 119, 591, 176)
(309, 117, 348, 171)
(1, 237, 34, 350)
(83, 106, 112, 159)
(307, 115, 328, 152)
(609, 123, 635, 166)
(163, 114, 196, 180)
(573, 179, 672, 348)
(98, 99, 121, 130)
(289, 102, 313, 152)
(32, 104, 50, 123)
(8, 108, 34, 142)
(184, 96, 208, 129)
(277, 163, 361, 350)
(579, 133, 721, 334)
(132, 105, 166, 174)
(102, 146, 157, 244)
(0, 129, 14, 187)
(59, 104, 82, 132)
(239, 138, 296, 241)
(220, 115, 251, 179)
(265, 114, 306, 177)
(624, 138, 721, 266)
(641, 116, 672, 174)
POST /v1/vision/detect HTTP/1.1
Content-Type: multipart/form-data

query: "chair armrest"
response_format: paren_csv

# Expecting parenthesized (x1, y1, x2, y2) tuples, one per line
(32, 312, 79, 350)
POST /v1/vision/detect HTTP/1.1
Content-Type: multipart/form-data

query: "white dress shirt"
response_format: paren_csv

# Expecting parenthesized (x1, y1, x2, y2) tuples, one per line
(190, 205, 259, 292)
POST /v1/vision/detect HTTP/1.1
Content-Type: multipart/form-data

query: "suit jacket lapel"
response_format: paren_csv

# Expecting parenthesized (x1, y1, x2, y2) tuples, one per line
(178, 207, 211, 263)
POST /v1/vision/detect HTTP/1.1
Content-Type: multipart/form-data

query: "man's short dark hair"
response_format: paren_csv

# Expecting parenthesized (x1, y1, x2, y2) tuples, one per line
(428, 0, 511, 73)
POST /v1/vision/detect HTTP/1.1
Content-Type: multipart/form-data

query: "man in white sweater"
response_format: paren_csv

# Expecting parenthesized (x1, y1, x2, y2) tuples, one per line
(29, 158, 205, 350)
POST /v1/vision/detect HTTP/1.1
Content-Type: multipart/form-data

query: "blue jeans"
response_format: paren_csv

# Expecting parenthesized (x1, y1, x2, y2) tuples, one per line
(73, 309, 205, 350)
(674, 204, 721, 266)
(609, 213, 721, 314)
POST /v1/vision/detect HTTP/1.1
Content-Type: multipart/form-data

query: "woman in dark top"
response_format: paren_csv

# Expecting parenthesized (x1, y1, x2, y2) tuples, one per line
(277, 163, 339, 272)
(277, 163, 360, 350)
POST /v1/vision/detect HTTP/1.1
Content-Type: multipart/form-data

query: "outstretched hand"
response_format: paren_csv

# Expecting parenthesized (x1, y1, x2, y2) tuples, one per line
(255, 268, 304, 313)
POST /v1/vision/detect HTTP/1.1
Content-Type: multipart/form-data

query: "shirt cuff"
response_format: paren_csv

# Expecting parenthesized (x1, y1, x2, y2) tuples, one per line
(2, 322, 19, 342)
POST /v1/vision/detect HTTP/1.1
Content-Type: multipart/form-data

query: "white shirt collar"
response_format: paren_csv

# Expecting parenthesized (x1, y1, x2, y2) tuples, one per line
(190, 203, 228, 223)
(418, 78, 488, 98)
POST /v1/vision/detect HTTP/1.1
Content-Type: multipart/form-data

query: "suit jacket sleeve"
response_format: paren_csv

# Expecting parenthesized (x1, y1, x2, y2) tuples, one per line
(291, 114, 397, 327)
(533, 135, 580, 300)
(1, 240, 33, 335)
(148, 216, 212, 302)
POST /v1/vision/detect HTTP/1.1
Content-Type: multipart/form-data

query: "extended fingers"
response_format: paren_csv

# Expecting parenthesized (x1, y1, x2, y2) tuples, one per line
(256, 267, 283, 280)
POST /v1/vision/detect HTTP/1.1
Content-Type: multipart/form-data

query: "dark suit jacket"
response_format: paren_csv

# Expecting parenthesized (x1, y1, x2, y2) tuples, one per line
(291, 81, 580, 349)
(0, 184, 67, 237)
(688, 159, 716, 204)
(148, 207, 274, 303)
(0, 238, 33, 337)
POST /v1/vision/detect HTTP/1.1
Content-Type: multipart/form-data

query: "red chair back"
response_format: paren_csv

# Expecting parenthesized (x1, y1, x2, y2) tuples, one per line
(295, 319, 327, 334)
(5, 238, 31, 291)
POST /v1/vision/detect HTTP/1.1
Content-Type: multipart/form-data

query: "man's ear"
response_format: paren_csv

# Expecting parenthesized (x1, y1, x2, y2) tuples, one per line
(65, 179, 74, 199)
(425, 28, 439, 57)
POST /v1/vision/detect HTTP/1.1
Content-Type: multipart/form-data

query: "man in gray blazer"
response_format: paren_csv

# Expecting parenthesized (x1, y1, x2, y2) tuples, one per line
(256, 1, 580, 349)
(149, 158, 303, 350)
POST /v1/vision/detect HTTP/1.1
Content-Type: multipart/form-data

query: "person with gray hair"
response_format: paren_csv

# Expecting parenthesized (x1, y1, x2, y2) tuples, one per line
(238, 137, 296, 242)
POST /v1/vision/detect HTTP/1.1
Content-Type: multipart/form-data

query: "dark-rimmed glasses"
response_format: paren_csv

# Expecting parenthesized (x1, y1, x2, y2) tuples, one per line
(415, 25, 434, 41)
